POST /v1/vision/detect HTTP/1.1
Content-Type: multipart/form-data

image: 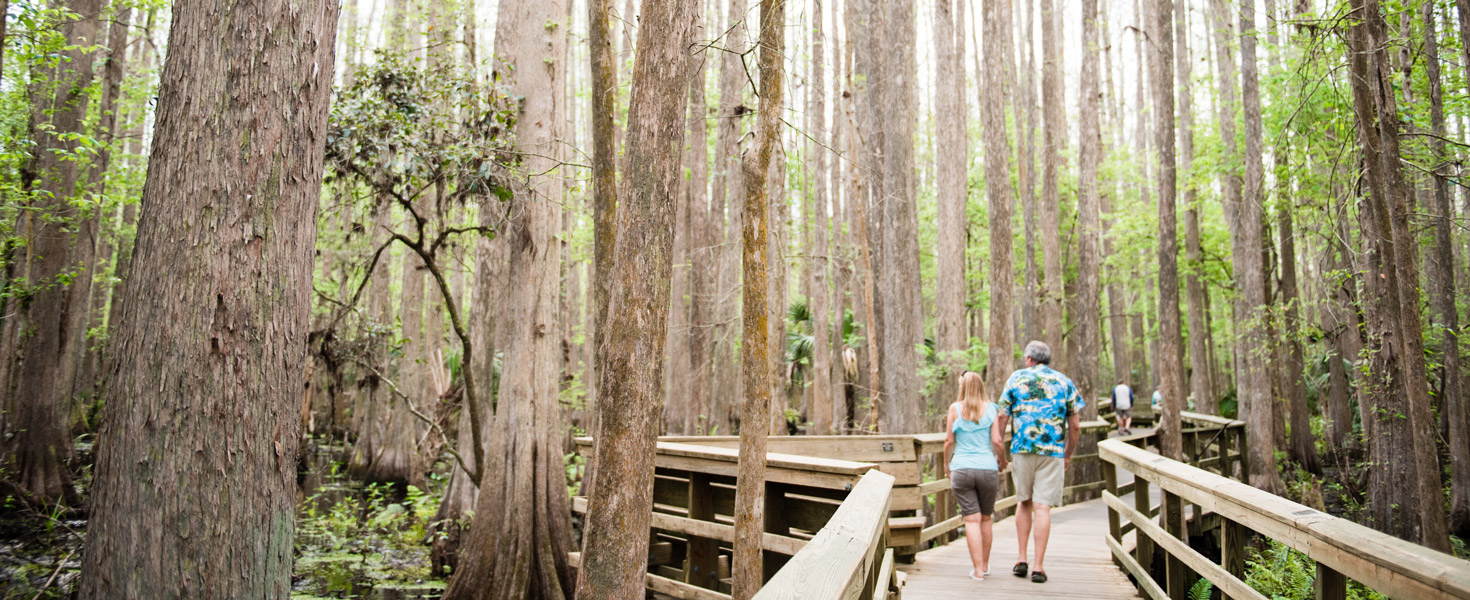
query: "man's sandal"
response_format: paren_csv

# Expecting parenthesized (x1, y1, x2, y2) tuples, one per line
(1031, 571, 1048, 583)
(1012, 562, 1028, 577)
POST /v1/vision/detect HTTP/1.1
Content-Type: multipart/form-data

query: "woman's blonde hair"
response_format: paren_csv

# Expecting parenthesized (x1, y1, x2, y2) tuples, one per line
(957, 371, 990, 422)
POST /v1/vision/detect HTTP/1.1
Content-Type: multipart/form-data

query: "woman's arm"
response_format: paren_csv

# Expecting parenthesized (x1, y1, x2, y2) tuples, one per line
(992, 410, 1008, 471)
(943, 404, 957, 478)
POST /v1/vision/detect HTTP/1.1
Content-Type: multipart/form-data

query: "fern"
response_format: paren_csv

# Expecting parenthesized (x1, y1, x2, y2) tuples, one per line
(1188, 579, 1214, 600)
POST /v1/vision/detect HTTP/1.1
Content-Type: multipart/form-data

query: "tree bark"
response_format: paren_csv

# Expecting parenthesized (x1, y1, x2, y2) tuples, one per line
(4, 0, 103, 505)
(877, 0, 921, 434)
(574, 0, 692, 593)
(1427, 0, 1470, 541)
(588, 0, 619, 462)
(1178, 0, 1213, 416)
(76, 0, 338, 593)
(1148, 0, 1184, 461)
(1073, 0, 1103, 496)
(1018, 0, 1040, 344)
(732, 0, 781, 595)
(443, 1, 576, 597)
(711, 0, 747, 432)
(982, 0, 1016, 384)
(1039, 0, 1065, 355)
(808, 0, 833, 435)
(1343, 0, 1450, 551)
(1239, 0, 1286, 493)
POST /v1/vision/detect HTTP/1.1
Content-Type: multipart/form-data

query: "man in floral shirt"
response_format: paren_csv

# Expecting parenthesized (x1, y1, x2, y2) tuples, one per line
(995, 341, 1083, 584)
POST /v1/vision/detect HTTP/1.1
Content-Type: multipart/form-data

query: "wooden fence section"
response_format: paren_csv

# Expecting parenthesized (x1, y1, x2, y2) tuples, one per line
(1100, 438, 1470, 600)
(753, 470, 901, 600)
(570, 440, 879, 599)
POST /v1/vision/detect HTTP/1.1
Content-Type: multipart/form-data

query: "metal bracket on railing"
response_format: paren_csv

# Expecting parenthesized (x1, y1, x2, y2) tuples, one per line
(1192, 425, 1228, 466)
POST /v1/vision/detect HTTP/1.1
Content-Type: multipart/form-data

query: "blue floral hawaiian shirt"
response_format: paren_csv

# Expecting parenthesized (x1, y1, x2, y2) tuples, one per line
(997, 365, 1084, 458)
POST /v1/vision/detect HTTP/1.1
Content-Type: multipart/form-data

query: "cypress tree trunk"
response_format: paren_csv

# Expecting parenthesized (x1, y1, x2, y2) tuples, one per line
(443, 1, 576, 597)
(1427, 0, 1470, 540)
(1343, 0, 1450, 551)
(733, 0, 782, 595)
(1178, 0, 1214, 416)
(982, 0, 1016, 384)
(76, 0, 339, 593)
(5, 0, 102, 505)
(877, 0, 920, 434)
(1073, 0, 1103, 496)
(588, 0, 619, 456)
(1039, 0, 1066, 354)
(710, 0, 747, 432)
(809, 0, 833, 435)
(575, 0, 692, 593)
(1018, 0, 1040, 344)
(1149, 0, 1185, 461)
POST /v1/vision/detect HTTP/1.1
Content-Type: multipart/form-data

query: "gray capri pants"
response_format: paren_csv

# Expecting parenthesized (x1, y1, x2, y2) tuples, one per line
(950, 468, 1000, 516)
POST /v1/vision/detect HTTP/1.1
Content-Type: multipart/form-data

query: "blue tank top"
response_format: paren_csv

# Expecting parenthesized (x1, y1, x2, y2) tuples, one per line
(950, 403, 999, 471)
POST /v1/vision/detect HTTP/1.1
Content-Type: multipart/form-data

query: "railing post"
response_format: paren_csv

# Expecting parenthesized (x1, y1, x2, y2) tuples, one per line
(685, 472, 718, 589)
(1236, 426, 1250, 482)
(1133, 475, 1154, 577)
(1103, 461, 1121, 543)
(1163, 490, 1187, 599)
(1315, 561, 1346, 600)
(1223, 518, 1247, 591)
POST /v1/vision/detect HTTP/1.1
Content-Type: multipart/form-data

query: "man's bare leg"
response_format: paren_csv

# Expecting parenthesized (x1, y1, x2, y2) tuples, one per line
(1015, 499, 1032, 565)
(1032, 504, 1053, 574)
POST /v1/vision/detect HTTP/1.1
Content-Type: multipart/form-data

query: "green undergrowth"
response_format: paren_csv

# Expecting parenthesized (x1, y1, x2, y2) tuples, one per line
(1243, 540, 1386, 600)
(292, 474, 446, 599)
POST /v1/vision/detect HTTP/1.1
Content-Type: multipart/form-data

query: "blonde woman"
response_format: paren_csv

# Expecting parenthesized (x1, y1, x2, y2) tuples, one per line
(942, 371, 1007, 581)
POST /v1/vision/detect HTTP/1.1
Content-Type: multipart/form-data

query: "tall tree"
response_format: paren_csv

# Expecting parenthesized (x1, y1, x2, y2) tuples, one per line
(1149, 0, 1184, 460)
(76, 0, 339, 593)
(1178, 0, 1212, 415)
(443, 0, 576, 597)
(1239, 0, 1286, 492)
(982, 0, 1016, 384)
(1343, 0, 1451, 552)
(5, 0, 102, 505)
(1039, 0, 1066, 351)
(575, 0, 693, 593)
(877, 0, 921, 433)
(732, 0, 782, 595)
(1073, 0, 1103, 494)
(588, 0, 619, 455)
(1427, 0, 1470, 540)
(710, 0, 748, 431)
(1019, 0, 1041, 343)
(809, 0, 834, 434)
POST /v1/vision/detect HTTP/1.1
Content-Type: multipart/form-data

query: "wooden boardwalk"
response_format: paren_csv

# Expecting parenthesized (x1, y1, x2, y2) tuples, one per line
(899, 495, 1140, 599)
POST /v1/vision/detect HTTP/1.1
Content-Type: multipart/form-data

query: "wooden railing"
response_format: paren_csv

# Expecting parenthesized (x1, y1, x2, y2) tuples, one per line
(1100, 436, 1470, 600)
(570, 439, 888, 599)
(753, 469, 901, 600)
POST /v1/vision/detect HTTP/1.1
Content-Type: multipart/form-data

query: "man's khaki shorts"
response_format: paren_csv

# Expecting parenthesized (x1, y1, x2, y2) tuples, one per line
(1012, 453, 1065, 507)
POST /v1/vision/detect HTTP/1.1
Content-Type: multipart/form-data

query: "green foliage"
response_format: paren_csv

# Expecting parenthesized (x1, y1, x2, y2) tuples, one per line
(1244, 540, 1386, 600)
(1189, 578, 1214, 600)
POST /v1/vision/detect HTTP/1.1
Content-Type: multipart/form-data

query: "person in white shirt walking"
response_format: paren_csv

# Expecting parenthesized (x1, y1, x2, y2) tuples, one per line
(1111, 381, 1134, 435)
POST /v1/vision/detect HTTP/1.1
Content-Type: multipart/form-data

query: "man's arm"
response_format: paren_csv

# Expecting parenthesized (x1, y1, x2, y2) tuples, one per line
(1064, 412, 1081, 468)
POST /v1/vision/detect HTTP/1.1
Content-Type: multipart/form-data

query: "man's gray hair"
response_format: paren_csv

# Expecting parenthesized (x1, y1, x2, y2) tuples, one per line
(1024, 340, 1052, 365)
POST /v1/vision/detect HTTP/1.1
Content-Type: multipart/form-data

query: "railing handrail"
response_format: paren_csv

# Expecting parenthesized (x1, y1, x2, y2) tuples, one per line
(1099, 438, 1470, 599)
(754, 469, 897, 599)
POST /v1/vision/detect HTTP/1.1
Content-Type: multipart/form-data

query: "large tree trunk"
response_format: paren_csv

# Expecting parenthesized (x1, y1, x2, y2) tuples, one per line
(688, 0, 714, 435)
(574, 0, 692, 594)
(443, 1, 576, 597)
(1178, 0, 1213, 416)
(711, 0, 747, 432)
(808, 0, 833, 435)
(1239, 0, 1286, 493)
(1343, 0, 1451, 551)
(877, 0, 921, 434)
(1072, 0, 1103, 497)
(1148, 0, 1184, 461)
(76, 0, 338, 593)
(1018, 0, 1040, 344)
(587, 0, 619, 464)
(1427, 0, 1470, 541)
(732, 0, 782, 595)
(1039, 0, 1065, 356)
(982, 0, 1016, 384)
(4, 0, 102, 505)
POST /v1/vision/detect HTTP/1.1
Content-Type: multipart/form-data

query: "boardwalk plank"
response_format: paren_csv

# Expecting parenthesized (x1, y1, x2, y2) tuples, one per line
(898, 496, 1140, 599)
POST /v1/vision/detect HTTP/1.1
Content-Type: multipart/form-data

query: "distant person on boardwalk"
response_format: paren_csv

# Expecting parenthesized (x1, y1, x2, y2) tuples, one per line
(942, 371, 1004, 581)
(995, 341, 1083, 584)
(1112, 380, 1134, 435)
